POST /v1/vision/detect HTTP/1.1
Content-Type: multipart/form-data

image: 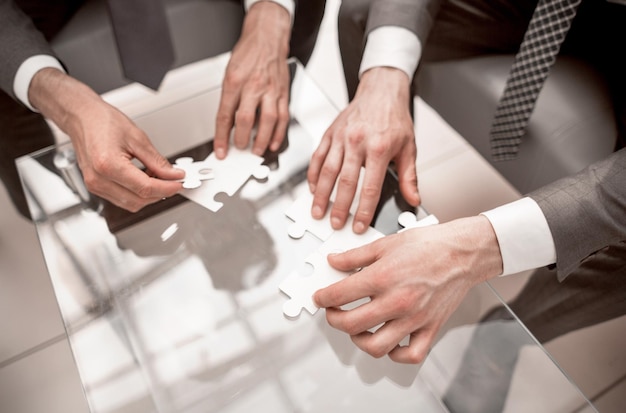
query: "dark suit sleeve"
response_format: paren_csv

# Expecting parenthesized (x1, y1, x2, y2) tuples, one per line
(0, 0, 56, 99)
(365, 0, 443, 44)
(530, 148, 626, 280)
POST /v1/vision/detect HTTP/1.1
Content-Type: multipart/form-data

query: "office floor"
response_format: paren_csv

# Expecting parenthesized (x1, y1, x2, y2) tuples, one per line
(1, 1, 624, 412)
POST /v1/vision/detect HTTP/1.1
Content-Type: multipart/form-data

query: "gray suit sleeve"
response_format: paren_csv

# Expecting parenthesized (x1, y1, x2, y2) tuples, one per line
(365, 0, 443, 44)
(0, 0, 56, 99)
(530, 148, 626, 279)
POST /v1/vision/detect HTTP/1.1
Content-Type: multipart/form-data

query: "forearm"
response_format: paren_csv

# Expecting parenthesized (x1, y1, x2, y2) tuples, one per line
(447, 215, 504, 284)
(28, 67, 104, 137)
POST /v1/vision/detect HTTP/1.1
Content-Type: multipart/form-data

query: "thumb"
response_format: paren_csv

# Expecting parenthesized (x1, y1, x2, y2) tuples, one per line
(327, 242, 378, 272)
(137, 146, 185, 181)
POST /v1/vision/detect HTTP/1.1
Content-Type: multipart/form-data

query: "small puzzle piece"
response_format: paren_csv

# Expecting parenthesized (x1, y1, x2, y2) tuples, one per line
(284, 167, 367, 241)
(285, 189, 334, 241)
(179, 148, 270, 211)
(280, 215, 384, 317)
(173, 157, 215, 189)
(397, 210, 439, 232)
(280, 250, 349, 318)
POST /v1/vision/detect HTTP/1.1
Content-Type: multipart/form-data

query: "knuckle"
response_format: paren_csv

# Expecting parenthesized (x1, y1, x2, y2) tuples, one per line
(320, 163, 340, 179)
(81, 171, 98, 191)
(224, 70, 244, 88)
(90, 155, 110, 175)
(135, 184, 153, 199)
(216, 111, 234, 127)
(338, 174, 358, 188)
(406, 348, 427, 364)
(368, 140, 391, 157)
(261, 108, 278, 124)
(235, 110, 255, 128)
(346, 129, 365, 147)
(360, 184, 380, 200)
(358, 338, 387, 359)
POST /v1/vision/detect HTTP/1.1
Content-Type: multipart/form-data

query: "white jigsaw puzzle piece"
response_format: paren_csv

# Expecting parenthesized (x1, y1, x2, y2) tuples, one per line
(173, 157, 215, 189)
(284, 188, 334, 241)
(284, 167, 367, 241)
(179, 148, 269, 211)
(280, 215, 384, 317)
(280, 250, 349, 318)
(397, 210, 439, 232)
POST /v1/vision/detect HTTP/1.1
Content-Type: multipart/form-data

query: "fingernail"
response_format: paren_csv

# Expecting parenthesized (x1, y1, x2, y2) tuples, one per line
(253, 147, 263, 156)
(309, 182, 316, 193)
(312, 205, 323, 218)
(331, 216, 342, 229)
(215, 148, 225, 158)
(354, 221, 366, 234)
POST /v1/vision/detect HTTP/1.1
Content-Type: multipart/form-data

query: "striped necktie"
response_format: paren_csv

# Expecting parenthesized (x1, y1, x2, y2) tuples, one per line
(107, 0, 175, 90)
(490, 0, 582, 161)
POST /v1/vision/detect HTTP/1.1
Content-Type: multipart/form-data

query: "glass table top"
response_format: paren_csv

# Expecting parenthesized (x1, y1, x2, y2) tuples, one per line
(16, 58, 596, 413)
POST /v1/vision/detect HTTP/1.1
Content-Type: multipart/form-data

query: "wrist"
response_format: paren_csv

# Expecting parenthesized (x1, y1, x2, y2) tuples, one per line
(356, 67, 412, 109)
(29, 68, 103, 136)
(244, 1, 291, 57)
(450, 215, 504, 282)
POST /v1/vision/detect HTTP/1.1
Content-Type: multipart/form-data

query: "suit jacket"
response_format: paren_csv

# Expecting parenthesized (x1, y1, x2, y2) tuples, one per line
(365, 0, 626, 279)
(0, 0, 58, 99)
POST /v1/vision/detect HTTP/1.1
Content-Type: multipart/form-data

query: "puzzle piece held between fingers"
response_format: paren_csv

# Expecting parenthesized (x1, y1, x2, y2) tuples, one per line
(179, 148, 270, 211)
(280, 215, 384, 317)
(173, 157, 215, 189)
(280, 250, 350, 317)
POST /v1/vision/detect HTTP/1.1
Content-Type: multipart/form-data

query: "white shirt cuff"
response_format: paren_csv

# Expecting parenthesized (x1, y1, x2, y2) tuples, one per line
(481, 197, 557, 276)
(360, 26, 421, 81)
(14, 55, 66, 112)
(245, 0, 295, 23)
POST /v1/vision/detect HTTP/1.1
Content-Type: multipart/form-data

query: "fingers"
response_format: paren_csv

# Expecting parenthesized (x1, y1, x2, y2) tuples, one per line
(233, 89, 259, 151)
(310, 130, 344, 222)
(394, 141, 420, 207)
(322, 296, 434, 364)
(83, 158, 181, 210)
(388, 329, 435, 364)
(214, 85, 239, 159)
(252, 93, 289, 156)
(269, 94, 290, 152)
(314, 247, 379, 308)
(348, 157, 387, 234)
(329, 149, 361, 230)
(215, 62, 289, 158)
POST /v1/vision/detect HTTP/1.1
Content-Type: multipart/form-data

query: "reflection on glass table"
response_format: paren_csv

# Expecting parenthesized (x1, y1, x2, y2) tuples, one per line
(16, 58, 596, 413)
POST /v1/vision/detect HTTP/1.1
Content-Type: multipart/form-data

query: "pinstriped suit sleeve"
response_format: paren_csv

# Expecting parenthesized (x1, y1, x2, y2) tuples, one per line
(0, 0, 55, 99)
(530, 148, 626, 280)
(365, 0, 443, 44)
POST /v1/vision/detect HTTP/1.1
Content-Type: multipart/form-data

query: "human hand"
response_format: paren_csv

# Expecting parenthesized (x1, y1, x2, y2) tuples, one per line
(213, 1, 291, 159)
(307, 67, 420, 234)
(29, 68, 184, 212)
(313, 216, 503, 364)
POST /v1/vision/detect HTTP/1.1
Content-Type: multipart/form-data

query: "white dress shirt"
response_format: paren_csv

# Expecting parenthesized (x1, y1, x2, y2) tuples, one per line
(361, 27, 557, 276)
(13, 55, 66, 112)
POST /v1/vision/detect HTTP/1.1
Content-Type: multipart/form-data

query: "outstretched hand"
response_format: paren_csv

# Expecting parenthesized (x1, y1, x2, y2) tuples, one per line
(307, 67, 420, 234)
(314, 216, 503, 364)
